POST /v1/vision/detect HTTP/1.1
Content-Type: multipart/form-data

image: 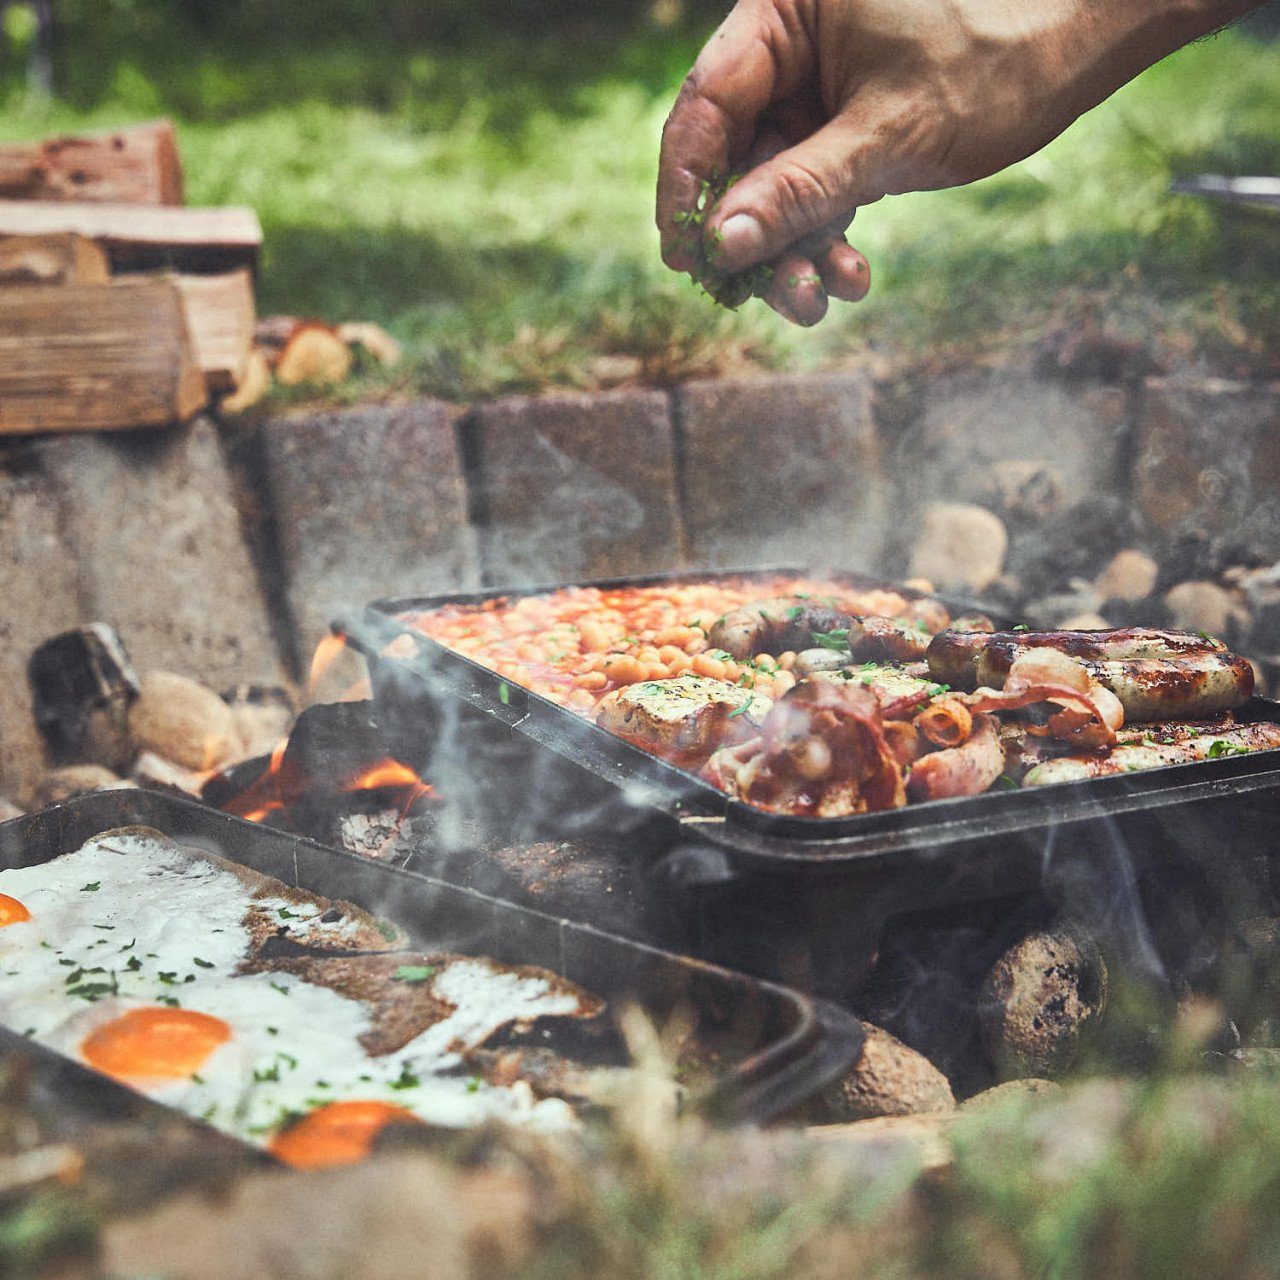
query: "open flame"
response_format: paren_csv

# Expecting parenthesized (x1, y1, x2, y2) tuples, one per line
(217, 634, 434, 844)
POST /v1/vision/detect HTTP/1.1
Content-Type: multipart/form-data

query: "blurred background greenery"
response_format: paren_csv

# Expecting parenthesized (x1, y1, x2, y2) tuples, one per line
(0, 0, 1277, 400)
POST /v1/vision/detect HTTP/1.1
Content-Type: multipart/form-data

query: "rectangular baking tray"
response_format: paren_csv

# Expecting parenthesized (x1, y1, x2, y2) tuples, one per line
(0, 790, 862, 1137)
(341, 569, 1280, 892)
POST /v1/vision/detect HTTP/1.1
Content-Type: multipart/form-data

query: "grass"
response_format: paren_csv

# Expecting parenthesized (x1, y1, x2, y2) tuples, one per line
(1, 5, 1278, 400)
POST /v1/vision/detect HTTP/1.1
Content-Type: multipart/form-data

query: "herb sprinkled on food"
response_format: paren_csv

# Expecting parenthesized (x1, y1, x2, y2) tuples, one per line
(81, 882, 100, 893)
(393, 965, 437, 985)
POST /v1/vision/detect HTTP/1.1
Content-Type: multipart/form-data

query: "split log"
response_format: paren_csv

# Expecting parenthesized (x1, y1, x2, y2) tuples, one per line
(0, 200, 261, 274)
(0, 233, 108, 285)
(172, 269, 255, 392)
(0, 278, 207, 434)
(0, 119, 184, 206)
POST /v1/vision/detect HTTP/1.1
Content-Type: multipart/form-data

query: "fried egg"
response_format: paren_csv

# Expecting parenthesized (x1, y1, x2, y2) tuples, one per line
(0, 834, 586, 1164)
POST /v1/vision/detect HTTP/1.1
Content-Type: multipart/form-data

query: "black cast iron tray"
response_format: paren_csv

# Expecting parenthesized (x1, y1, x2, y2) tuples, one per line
(0, 790, 863, 1137)
(341, 569, 1280, 888)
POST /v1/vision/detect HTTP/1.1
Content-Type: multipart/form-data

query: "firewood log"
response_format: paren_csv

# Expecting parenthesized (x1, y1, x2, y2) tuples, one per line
(0, 232, 108, 285)
(0, 278, 207, 434)
(0, 120, 184, 205)
(0, 200, 260, 274)
(171, 269, 255, 392)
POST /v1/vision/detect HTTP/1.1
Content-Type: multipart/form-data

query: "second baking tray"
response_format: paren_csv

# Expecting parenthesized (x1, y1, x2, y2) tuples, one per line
(0, 790, 862, 1133)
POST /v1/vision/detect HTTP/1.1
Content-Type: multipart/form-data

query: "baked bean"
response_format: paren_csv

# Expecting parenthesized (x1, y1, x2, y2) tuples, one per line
(692, 654, 727, 681)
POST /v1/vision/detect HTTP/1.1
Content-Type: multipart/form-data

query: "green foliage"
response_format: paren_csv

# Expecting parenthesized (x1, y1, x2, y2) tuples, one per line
(0, 5, 1275, 398)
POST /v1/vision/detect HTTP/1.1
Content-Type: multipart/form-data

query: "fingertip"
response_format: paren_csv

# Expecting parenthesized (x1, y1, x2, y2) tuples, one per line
(765, 255, 829, 327)
(820, 242, 871, 303)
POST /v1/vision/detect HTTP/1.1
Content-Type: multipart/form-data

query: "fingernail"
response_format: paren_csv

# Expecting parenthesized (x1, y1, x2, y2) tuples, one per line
(715, 213, 766, 265)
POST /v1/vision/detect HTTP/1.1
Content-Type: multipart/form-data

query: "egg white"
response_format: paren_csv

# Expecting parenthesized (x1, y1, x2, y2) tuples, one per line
(0, 835, 582, 1147)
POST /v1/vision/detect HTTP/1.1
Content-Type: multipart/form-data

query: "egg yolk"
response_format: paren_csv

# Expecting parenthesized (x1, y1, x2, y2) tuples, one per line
(268, 1100, 421, 1170)
(0, 894, 30, 927)
(81, 1007, 231, 1081)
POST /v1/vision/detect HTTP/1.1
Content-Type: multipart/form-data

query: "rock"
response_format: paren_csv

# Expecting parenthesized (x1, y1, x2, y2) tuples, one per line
(975, 459, 1064, 525)
(959, 1078, 1062, 1112)
(33, 764, 125, 808)
(1023, 584, 1101, 629)
(1058, 612, 1111, 631)
(815, 1022, 956, 1121)
(908, 503, 1008, 594)
(131, 751, 211, 797)
(1132, 378, 1280, 556)
(1094, 549, 1159, 603)
(979, 926, 1108, 1078)
(128, 672, 241, 773)
(1163, 581, 1249, 642)
(223, 686, 296, 760)
(230, 703, 294, 760)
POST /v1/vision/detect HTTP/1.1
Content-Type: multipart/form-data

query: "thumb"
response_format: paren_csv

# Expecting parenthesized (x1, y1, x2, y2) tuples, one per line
(706, 118, 881, 272)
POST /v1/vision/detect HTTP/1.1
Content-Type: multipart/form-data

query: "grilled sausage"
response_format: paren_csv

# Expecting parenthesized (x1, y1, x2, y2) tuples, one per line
(711, 599, 933, 662)
(928, 627, 1254, 722)
(1022, 719, 1280, 787)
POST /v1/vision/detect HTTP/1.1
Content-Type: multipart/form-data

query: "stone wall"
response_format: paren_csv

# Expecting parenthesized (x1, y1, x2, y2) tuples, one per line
(2, 368, 1276, 797)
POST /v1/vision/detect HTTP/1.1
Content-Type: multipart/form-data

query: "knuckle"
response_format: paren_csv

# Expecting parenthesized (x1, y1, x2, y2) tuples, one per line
(773, 159, 839, 233)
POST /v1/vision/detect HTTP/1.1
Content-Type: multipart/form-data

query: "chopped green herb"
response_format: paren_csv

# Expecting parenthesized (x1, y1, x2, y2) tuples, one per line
(93, 924, 115, 931)
(254, 1062, 281, 1083)
(119, 938, 136, 951)
(1208, 739, 1249, 759)
(125, 956, 142, 972)
(997, 774, 1020, 791)
(391, 1065, 420, 1090)
(67, 982, 116, 1001)
(393, 965, 437, 985)
(193, 957, 215, 969)
(377, 921, 397, 943)
(270, 981, 291, 997)
(23, 1028, 35, 1038)
(267, 1026, 279, 1036)
(498, 681, 511, 706)
(200, 1103, 218, 1122)
(157, 995, 180, 1008)
(1012, 624, 1030, 633)
(278, 1052, 299, 1070)
(466, 1076, 481, 1094)
(81, 882, 100, 893)
(812, 628, 851, 652)
(191, 1073, 205, 1085)
(157, 972, 178, 986)
(183, 974, 196, 983)
(726, 701, 753, 719)
(785, 605, 804, 621)
(57, 958, 75, 967)
(277, 907, 298, 921)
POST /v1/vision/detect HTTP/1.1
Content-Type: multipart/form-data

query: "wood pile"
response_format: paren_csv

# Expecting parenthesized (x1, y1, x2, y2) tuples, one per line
(0, 119, 400, 434)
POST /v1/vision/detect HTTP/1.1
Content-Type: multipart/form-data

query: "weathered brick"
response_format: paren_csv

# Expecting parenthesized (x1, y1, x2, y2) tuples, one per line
(890, 372, 1131, 515)
(41, 417, 286, 690)
(1132, 378, 1280, 554)
(466, 389, 682, 585)
(0, 446, 81, 800)
(675, 372, 884, 571)
(258, 401, 479, 656)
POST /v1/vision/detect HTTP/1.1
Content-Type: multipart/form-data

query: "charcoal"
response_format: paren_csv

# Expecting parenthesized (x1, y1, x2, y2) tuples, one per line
(280, 701, 397, 791)
(28, 624, 139, 768)
(333, 808, 417, 862)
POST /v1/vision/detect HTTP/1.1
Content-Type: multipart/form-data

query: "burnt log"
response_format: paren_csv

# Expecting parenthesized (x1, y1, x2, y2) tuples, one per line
(28, 624, 139, 770)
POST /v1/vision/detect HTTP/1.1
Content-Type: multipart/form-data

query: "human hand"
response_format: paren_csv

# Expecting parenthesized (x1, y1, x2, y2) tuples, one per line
(658, 0, 1259, 325)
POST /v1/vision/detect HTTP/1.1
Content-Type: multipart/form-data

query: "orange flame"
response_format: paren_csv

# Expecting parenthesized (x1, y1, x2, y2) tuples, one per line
(308, 632, 349, 700)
